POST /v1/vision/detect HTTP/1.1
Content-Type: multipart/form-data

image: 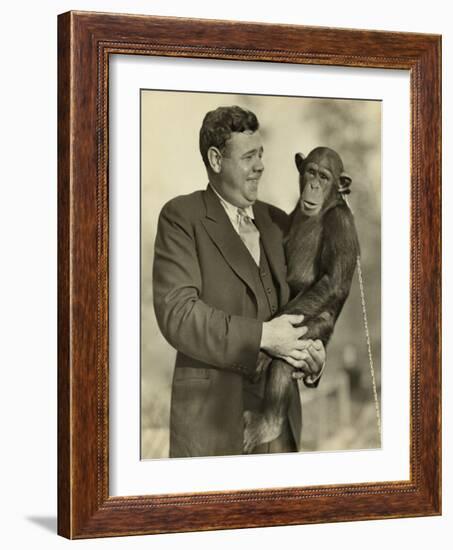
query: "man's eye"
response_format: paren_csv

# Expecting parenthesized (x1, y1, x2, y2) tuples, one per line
(320, 174, 328, 180)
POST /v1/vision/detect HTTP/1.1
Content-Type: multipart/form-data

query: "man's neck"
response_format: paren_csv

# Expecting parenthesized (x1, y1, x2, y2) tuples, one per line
(209, 183, 255, 222)
(209, 183, 254, 211)
(209, 182, 233, 205)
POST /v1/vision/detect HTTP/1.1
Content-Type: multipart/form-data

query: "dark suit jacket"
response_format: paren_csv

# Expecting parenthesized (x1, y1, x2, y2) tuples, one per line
(153, 185, 302, 456)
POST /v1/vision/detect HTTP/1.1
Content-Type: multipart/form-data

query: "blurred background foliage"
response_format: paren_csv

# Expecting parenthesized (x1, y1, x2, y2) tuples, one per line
(141, 91, 381, 458)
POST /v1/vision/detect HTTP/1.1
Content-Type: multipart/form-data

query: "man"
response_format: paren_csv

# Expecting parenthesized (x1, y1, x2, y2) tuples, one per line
(153, 106, 325, 457)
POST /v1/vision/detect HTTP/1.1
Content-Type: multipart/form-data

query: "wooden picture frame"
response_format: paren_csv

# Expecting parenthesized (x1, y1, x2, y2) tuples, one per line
(58, 10, 441, 539)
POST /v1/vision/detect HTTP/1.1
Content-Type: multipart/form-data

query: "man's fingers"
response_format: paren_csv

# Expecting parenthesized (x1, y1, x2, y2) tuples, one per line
(301, 351, 316, 374)
(291, 360, 311, 375)
(294, 325, 308, 339)
(285, 314, 304, 326)
(280, 356, 299, 367)
(280, 353, 312, 371)
(283, 356, 310, 371)
(292, 369, 307, 380)
(312, 339, 323, 351)
(297, 339, 313, 350)
(294, 340, 308, 351)
(307, 343, 326, 370)
(287, 348, 317, 362)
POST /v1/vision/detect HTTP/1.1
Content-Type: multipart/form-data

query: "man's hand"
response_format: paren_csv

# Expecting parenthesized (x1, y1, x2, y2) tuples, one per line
(290, 339, 325, 380)
(260, 314, 308, 366)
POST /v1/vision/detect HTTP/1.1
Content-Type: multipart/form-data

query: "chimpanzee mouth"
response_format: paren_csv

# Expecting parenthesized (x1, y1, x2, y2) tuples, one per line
(303, 200, 318, 209)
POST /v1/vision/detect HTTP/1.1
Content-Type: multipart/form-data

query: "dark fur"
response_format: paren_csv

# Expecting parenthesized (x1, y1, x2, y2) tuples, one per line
(243, 148, 360, 452)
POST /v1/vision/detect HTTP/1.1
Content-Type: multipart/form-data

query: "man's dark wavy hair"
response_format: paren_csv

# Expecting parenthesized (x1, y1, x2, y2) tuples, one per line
(199, 106, 259, 169)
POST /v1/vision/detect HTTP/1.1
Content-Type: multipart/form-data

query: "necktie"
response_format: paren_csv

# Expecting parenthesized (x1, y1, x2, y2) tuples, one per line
(237, 208, 260, 266)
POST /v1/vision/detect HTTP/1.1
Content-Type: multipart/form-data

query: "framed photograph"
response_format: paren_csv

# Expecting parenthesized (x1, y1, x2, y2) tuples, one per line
(58, 11, 441, 538)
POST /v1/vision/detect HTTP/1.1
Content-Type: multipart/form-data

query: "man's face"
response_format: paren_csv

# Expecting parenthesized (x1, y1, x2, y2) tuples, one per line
(218, 131, 264, 207)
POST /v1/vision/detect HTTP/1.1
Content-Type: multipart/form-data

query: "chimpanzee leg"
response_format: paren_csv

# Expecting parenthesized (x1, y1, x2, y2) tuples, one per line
(243, 359, 293, 452)
(263, 359, 294, 420)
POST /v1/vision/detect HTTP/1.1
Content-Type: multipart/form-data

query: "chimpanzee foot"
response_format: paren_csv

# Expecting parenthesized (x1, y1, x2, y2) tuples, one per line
(243, 410, 284, 453)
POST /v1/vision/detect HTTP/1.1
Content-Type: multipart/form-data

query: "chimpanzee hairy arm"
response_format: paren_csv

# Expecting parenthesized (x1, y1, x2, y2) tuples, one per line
(281, 204, 360, 346)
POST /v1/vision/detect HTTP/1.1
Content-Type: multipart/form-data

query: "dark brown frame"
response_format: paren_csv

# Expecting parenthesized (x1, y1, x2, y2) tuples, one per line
(58, 10, 441, 539)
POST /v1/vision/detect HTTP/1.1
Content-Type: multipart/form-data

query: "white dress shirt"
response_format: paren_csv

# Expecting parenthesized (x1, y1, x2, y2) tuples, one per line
(209, 183, 255, 234)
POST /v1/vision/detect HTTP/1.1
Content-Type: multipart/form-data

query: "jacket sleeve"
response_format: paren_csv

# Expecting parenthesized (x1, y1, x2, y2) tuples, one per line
(152, 199, 262, 378)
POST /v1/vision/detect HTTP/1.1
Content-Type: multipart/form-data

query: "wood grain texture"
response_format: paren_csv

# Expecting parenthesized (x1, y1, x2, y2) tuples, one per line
(57, 11, 71, 538)
(57, 10, 441, 539)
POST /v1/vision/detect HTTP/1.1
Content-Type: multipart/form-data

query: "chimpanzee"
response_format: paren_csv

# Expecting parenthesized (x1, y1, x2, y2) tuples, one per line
(243, 146, 360, 452)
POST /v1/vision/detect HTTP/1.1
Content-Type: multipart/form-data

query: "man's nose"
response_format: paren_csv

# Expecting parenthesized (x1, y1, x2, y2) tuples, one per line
(254, 157, 264, 172)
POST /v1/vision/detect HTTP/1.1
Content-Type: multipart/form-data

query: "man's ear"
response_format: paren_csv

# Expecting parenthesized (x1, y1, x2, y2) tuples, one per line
(294, 152, 306, 174)
(207, 146, 222, 174)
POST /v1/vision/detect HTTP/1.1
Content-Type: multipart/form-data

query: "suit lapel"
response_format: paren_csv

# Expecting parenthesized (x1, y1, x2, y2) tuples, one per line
(201, 186, 258, 295)
(253, 202, 290, 307)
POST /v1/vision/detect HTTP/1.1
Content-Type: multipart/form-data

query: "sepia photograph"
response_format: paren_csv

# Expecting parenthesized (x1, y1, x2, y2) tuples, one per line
(140, 90, 382, 459)
(55, 9, 441, 539)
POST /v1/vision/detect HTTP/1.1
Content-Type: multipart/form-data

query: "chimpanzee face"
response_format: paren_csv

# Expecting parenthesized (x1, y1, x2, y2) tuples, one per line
(296, 147, 346, 217)
(300, 160, 335, 217)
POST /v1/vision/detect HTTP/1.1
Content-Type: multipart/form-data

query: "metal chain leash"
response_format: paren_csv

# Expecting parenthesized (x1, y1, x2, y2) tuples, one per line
(343, 195, 381, 444)
(356, 256, 382, 444)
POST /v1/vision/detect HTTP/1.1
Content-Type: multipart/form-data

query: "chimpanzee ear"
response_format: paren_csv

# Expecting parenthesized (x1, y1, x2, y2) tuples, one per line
(295, 152, 306, 174)
(338, 172, 352, 195)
